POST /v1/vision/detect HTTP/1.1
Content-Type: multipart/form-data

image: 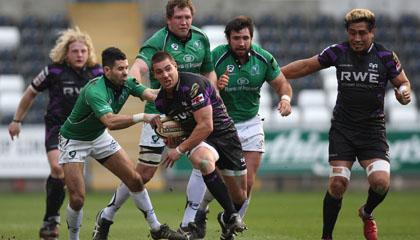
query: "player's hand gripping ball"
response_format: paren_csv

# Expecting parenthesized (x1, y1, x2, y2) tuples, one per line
(153, 117, 187, 148)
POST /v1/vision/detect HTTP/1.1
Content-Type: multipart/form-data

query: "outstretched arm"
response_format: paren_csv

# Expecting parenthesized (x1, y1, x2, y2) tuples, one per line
(99, 112, 158, 130)
(8, 86, 38, 140)
(281, 55, 323, 79)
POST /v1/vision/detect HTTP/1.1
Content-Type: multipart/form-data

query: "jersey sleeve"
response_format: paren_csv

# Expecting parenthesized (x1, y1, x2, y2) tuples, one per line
(127, 77, 147, 100)
(318, 44, 341, 68)
(85, 87, 113, 118)
(188, 78, 212, 111)
(200, 35, 215, 73)
(265, 53, 281, 82)
(31, 65, 59, 92)
(386, 51, 403, 79)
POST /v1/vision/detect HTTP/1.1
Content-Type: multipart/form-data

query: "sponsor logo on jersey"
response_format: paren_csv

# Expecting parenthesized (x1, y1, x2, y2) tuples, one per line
(340, 71, 379, 84)
(190, 83, 200, 98)
(171, 43, 179, 50)
(392, 52, 402, 71)
(193, 40, 202, 49)
(237, 77, 249, 85)
(191, 93, 205, 107)
(63, 87, 81, 96)
(183, 54, 195, 62)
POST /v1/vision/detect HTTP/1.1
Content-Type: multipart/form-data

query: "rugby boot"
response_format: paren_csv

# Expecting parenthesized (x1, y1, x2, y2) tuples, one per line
(358, 205, 378, 240)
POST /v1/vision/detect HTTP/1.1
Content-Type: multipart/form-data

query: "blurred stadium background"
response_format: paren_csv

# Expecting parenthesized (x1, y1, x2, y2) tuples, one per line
(0, 0, 419, 193)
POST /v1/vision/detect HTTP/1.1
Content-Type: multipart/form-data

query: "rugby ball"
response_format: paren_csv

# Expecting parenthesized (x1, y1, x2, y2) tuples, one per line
(154, 120, 187, 139)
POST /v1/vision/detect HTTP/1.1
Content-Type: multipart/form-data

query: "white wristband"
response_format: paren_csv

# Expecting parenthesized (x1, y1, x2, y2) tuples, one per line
(281, 95, 291, 102)
(175, 146, 185, 155)
(399, 85, 408, 93)
(132, 113, 144, 123)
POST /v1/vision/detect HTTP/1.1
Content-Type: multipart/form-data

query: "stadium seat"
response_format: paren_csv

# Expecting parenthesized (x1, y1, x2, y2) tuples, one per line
(297, 89, 326, 108)
(0, 74, 25, 93)
(269, 107, 301, 130)
(0, 92, 21, 117)
(388, 106, 418, 129)
(300, 105, 331, 128)
(0, 26, 20, 50)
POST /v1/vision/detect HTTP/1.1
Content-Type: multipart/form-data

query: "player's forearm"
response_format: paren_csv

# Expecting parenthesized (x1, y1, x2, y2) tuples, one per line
(13, 87, 37, 122)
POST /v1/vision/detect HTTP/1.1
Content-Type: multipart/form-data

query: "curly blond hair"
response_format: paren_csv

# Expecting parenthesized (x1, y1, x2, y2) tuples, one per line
(49, 27, 97, 67)
(345, 8, 375, 30)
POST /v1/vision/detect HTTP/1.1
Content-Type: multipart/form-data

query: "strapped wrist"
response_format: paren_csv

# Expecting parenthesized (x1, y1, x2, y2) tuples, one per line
(281, 95, 291, 102)
(12, 119, 22, 123)
(175, 146, 185, 155)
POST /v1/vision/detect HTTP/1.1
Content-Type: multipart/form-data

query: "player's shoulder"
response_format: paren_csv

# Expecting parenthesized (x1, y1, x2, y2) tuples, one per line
(190, 25, 208, 38)
(319, 42, 349, 57)
(143, 27, 168, 46)
(372, 42, 394, 57)
(46, 62, 66, 75)
(250, 43, 274, 63)
(179, 72, 207, 85)
(87, 64, 103, 75)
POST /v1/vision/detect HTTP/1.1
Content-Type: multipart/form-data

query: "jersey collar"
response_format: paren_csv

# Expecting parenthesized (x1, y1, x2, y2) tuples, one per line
(166, 26, 193, 43)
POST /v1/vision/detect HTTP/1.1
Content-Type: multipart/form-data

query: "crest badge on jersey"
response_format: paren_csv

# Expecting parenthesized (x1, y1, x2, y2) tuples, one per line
(251, 64, 260, 76)
(193, 40, 202, 49)
(171, 43, 179, 50)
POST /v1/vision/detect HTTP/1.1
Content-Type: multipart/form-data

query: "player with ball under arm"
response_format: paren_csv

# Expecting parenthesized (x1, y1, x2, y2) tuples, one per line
(281, 8, 412, 240)
(151, 51, 248, 240)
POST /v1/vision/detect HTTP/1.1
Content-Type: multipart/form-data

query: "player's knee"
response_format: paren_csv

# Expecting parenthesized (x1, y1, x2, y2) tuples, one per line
(329, 178, 348, 198)
(69, 193, 84, 210)
(124, 174, 144, 192)
(370, 177, 390, 194)
(50, 164, 63, 177)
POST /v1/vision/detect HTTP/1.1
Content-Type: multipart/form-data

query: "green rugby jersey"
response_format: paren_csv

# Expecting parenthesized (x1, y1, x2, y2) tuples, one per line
(60, 76, 146, 141)
(137, 26, 214, 114)
(212, 43, 281, 123)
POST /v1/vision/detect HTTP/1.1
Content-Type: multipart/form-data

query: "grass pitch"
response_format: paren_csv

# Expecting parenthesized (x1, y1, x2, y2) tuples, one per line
(0, 191, 419, 239)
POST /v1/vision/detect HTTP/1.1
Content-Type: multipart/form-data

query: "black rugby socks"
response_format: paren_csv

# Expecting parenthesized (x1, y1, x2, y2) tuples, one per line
(202, 170, 236, 218)
(322, 191, 342, 238)
(44, 175, 65, 222)
(364, 187, 388, 215)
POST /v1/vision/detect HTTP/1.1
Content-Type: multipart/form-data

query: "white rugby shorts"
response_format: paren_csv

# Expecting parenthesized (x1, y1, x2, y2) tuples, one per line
(59, 130, 121, 164)
(235, 115, 265, 152)
(139, 123, 165, 147)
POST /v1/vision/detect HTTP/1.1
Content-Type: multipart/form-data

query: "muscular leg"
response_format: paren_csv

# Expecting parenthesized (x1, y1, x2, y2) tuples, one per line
(102, 149, 161, 230)
(322, 160, 352, 239)
(63, 162, 85, 240)
(101, 146, 162, 221)
(360, 159, 390, 215)
(190, 147, 236, 219)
